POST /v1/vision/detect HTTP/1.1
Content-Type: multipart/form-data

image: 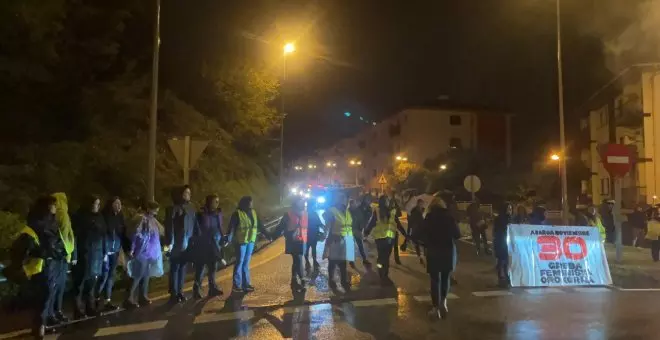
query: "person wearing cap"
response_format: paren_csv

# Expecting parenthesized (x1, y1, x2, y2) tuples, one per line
(600, 199, 615, 244)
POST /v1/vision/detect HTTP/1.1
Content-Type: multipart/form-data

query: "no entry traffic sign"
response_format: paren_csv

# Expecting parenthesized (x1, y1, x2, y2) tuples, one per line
(599, 144, 632, 178)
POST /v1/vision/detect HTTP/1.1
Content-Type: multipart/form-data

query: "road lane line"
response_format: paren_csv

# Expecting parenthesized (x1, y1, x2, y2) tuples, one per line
(615, 287, 660, 291)
(472, 290, 513, 297)
(282, 303, 333, 314)
(193, 310, 255, 324)
(94, 320, 168, 337)
(524, 288, 565, 295)
(350, 298, 398, 307)
(412, 293, 459, 302)
(573, 287, 611, 293)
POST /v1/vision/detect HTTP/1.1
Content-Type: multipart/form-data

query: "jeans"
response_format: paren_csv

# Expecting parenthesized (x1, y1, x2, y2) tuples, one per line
(129, 259, 153, 303)
(169, 255, 187, 298)
(193, 260, 218, 293)
(633, 228, 647, 248)
(327, 260, 348, 287)
(37, 260, 61, 324)
(652, 240, 660, 262)
(233, 242, 255, 288)
(72, 267, 97, 314)
(375, 238, 394, 279)
(430, 271, 452, 308)
(305, 241, 319, 268)
(53, 260, 68, 314)
(355, 237, 368, 260)
(393, 232, 401, 263)
(470, 224, 489, 252)
(496, 258, 509, 281)
(290, 254, 305, 289)
(606, 229, 615, 244)
(97, 252, 119, 301)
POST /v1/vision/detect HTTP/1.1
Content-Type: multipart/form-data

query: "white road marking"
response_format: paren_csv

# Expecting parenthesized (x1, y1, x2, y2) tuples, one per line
(412, 293, 460, 302)
(616, 287, 660, 292)
(350, 298, 398, 307)
(283, 303, 333, 314)
(573, 287, 611, 293)
(94, 320, 168, 337)
(472, 290, 513, 297)
(193, 310, 255, 324)
(524, 288, 565, 295)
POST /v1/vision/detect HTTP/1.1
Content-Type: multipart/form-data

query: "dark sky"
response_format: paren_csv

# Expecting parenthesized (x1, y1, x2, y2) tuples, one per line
(160, 0, 620, 162)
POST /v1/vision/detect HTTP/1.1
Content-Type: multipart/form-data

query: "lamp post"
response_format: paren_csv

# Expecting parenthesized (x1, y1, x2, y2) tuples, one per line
(555, 0, 569, 224)
(146, 0, 161, 201)
(350, 159, 362, 186)
(280, 42, 295, 204)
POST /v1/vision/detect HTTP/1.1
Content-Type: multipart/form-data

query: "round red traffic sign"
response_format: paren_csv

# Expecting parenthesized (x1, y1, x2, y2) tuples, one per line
(599, 144, 632, 178)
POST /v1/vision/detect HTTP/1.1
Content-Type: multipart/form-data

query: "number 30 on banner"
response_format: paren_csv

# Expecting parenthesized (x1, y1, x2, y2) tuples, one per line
(537, 236, 588, 261)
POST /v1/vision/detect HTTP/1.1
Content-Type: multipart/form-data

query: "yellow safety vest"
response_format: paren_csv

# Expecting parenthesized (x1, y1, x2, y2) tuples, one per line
(235, 209, 258, 244)
(372, 208, 397, 240)
(587, 216, 606, 243)
(330, 207, 353, 237)
(21, 227, 44, 279)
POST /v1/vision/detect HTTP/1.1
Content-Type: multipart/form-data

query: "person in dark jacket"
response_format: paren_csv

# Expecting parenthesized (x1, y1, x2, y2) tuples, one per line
(349, 198, 371, 268)
(164, 185, 199, 303)
(493, 202, 513, 287)
(467, 200, 490, 255)
(600, 199, 615, 243)
(629, 205, 648, 248)
(71, 195, 106, 319)
(192, 194, 225, 299)
(304, 208, 324, 274)
(273, 197, 310, 294)
(96, 197, 126, 311)
(404, 199, 426, 265)
(418, 194, 460, 320)
(529, 206, 548, 225)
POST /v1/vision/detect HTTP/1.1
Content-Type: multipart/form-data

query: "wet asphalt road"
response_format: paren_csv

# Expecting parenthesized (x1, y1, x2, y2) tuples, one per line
(9, 224, 660, 339)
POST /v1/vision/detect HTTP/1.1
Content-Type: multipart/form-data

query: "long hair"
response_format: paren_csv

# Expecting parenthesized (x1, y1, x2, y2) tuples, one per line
(103, 196, 121, 214)
(378, 195, 391, 222)
(81, 194, 101, 213)
(28, 195, 57, 222)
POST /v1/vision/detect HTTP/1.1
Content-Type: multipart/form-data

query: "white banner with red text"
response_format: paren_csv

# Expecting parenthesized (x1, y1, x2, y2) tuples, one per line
(508, 224, 612, 287)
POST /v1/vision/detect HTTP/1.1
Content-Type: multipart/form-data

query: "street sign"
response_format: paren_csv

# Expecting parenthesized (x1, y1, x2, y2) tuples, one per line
(378, 173, 388, 185)
(464, 175, 481, 193)
(599, 144, 633, 178)
(167, 136, 209, 184)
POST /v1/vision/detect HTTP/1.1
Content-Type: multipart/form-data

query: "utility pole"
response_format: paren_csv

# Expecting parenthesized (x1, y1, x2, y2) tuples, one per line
(556, 0, 569, 224)
(147, 0, 161, 201)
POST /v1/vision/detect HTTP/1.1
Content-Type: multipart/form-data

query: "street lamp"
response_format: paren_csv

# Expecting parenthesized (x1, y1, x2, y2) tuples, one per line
(146, 0, 162, 201)
(439, 164, 447, 171)
(552, 0, 569, 224)
(550, 153, 560, 161)
(279, 42, 296, 204)
(349, 159, 362, 186)
(395, 155, 408, 162)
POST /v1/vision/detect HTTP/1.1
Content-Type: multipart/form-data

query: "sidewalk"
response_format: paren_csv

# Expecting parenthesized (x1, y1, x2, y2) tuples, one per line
(605, 244, 660, 288)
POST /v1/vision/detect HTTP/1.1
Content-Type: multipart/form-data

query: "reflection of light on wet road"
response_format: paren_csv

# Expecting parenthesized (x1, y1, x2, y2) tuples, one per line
(506, 320, 542, 340)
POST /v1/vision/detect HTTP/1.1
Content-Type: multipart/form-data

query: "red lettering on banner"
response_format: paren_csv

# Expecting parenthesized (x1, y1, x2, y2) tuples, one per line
(538, 236, 561, 260)
(537, 236, 588, 261)
(562, 237, 587, 260)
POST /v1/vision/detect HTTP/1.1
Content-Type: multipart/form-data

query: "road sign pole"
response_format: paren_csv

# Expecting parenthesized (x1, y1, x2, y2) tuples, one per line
(183, 136, 191, 185)
(471, 176, 475, 202)
(614, 177, 623, 263)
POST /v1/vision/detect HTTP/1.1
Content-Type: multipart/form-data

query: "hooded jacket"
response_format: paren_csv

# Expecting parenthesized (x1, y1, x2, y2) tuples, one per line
(71, 203, 107, 278)
(52, 193, 76, 262)
(192, 207, 224, 262)
(164, 186, 198, 257)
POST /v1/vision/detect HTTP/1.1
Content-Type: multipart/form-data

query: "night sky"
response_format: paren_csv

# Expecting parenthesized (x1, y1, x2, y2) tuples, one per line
(159, 0, 629, 162)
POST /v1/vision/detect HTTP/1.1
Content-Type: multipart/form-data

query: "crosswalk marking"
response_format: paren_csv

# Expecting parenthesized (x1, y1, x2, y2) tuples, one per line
(412, 293, 459, 302)
(350, 298, 398, 307)
(472, 290, 514, 297)
(194, 310, 255, 324)
(573, 287, 611, 293)
(525, 288, 565, 295)
(94, 320, 168, 337)
(283, 303, 333, 314)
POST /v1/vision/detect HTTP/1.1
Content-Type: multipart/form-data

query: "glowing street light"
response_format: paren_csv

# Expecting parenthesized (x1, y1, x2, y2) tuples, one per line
(349, 159, 362, 186)
(550, 153, 560, 161)
(326, 161, 337, 168)
(439, 164, 447, 171)
(395, 155, 408, 162)
(283, 42, 296, 55)
(308, 164, 317, 169)
(294, 165, 303, 171)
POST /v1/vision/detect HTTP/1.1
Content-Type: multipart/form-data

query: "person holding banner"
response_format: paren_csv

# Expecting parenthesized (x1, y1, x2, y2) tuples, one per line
(419, 194, 460, 320)
(493, 202, 512, 288)
(585, 205, 606, 243)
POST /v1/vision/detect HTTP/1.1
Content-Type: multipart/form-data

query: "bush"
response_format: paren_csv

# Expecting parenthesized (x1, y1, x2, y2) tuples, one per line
(0, 211, 25, 261)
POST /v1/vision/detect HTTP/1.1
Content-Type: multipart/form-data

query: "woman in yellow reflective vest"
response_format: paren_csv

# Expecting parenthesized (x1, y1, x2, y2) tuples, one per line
(364, 195, 400, 286)
(52, 192, 75, 322)
(322, 192, 355, 292)
(585, 205, 607, 243)
(227, 196, 270, 293)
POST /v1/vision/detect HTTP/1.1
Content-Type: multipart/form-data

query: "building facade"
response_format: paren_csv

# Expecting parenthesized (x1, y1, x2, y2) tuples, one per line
(291, 103, 513, 190)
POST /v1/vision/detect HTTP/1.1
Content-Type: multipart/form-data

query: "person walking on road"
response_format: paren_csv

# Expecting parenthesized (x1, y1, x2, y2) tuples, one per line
(164, 185, 198, 303)
(323, 193, 355, 293)
(584, 205, 607, 243)
(403, 198, 425, 265)
(97, 197, 127, 311)
(192, 194, 225, 299)
(71, 195, 106, 319)
(274, 197, 310, 294)
(493, 202, 513, 288)
(646, 206, 660, 262)
(304, 209, 324, 274)
(51, 193, 75, 323)
(467, 200, 490, 255)
(600, 199, 616, 243)
(365, 195, 400, 286)
(227, 196, 270, 293)
(629, 205, 648, 248)
(419, 194, 460, 320)
(349, 198, 371, 268)
(125, 201, 164, 308)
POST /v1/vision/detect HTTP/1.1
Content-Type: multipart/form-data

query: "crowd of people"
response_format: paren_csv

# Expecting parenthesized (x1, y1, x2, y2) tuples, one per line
(4, 185, 272, 339)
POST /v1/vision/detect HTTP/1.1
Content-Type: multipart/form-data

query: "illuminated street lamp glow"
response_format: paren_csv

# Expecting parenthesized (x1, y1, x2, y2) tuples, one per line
(440, 164, 447, 170)
(308, 164, 317, 169)
(283, 42, 295, 55)
(550, 154, 560, 161)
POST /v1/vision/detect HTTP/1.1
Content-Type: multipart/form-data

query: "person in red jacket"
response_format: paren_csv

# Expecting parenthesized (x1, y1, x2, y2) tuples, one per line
(274, 197, 309, 295)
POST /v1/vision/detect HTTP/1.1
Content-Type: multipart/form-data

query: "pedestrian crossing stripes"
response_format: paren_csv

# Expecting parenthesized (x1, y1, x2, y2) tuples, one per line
(351, 298, 398, 307)
(412, 293, 459, 302)
(194, 310, 255, 324)
(472, 290, 514, 297)
(94, 320, 168, 337)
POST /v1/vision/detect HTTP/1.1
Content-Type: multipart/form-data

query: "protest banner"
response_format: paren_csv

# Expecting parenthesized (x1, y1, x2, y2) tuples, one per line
(508, 224, 612, 287)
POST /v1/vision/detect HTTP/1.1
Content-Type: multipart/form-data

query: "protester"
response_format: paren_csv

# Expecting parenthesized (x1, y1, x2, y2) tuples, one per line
(365, 195, 400, 286)
(512, 205, 529, 224)
(404, 198, 425, 265)
(348, 198, 370, 268)
(529, 206, 548, 225)
(274, 197, 309, 294)
(51, 193, 75, 322)
(192, 195, 225, 299)
(467, 200, 490, 255)
(389, 192, 404, 265)
(493, 202, 512, 287)
(164, 185, 198, 303)
(97, 197, 126, 311)
(600, 199, 616, 243)
(126, 201, 164, 308)
(629, 205, 648, 248)
(322, 193, 355, 293)
(419, 194, 460, 320)
(585, 205, 606, 242)
(70, 195, 106, 318)
(227, 196, 269, 293)
(647, 206, 660, 262)
(304, 209, 324, 274)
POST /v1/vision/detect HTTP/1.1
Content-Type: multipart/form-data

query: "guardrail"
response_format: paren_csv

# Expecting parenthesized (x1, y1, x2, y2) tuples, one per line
(0, 216, 284, 284)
